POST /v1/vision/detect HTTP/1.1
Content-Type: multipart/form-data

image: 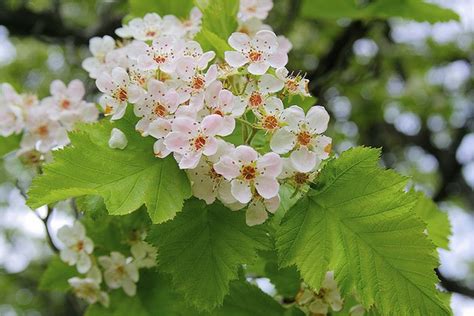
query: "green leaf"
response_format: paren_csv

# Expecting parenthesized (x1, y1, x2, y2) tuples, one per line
(129, 0, 194, 18)
(39, 256, 77, 292)
(276, 147, 450, 315)
(412, 192, 451, 249)
(301, 0, 459, 23)
(263, 251, 301, 298)
(0, 134, 21, 157)
(148, 199, 271, 311)
(195, 0, 238, 58)
(27, 110, 191, 224)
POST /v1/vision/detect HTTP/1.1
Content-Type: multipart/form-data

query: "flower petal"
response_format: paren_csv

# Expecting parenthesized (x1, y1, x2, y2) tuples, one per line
(233, 145, 258, 163)
(290, 147, 318, 173)
(255, 176, 279, 199)
(231, 179, 252, 204)
(270, 128, 296, 154)
(257, 152, 282, 177)
(246, 200, 268, 226)
(225, 51, 248, 68)
(307, 105, 330, 134)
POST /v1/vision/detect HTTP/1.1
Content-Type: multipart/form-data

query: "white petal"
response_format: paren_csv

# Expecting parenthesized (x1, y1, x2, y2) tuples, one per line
(228, 32, 251, 51)
(270, 128, 296, 154)
(248, 62, 270, 75)
(255, 176, 279, 199)
(225, 51, 247, 68)
(290, 147, 318, 173)
(231, 179, 252, 204)
(307, 105, 330, 134)
(246, 200, 268, 226)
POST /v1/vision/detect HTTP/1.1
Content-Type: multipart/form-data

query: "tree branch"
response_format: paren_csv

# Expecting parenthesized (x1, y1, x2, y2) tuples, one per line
(437, 269, 474, 298)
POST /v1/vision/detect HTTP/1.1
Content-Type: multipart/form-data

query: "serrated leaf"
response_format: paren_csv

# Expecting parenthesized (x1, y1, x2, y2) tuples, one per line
(413, 192, 451, 249)
(129, 0, 194, 18)
(27, 110, 191, 224)
(263, 251, 301, 298)
(148, 199, 271, 311)
(0, 134, 21, 157)
(39, 256, 77, 292)
(276, 147, 450, 315)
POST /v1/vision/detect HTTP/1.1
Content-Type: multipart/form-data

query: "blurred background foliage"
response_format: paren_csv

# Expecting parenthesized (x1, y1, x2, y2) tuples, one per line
(0, 0, 473, 315)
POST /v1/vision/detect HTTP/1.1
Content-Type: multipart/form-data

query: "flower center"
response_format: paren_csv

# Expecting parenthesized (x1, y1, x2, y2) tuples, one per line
(37, 125, 49, 137)
(324, 143, 332, 154)
(61, 99, 71, 109)
(192, 76, 205, 90)
(249, 92, 263, 107)
(286, 79, 299, 92)
(248, 50, 263, 62)
(294, 172, 309, 185)
(154, 54, 167, 64)
(193, 135, 207, 150)
(241, 165, 257, 180)
(116, 265, 126, 277)
(209, 167, 221, 180)
(146, 30, 157, 37)
(76, 240, 84, 251)
(297, 131, 312, 146)
(213, 109, 224, 116)
(115, 88, 128, 102)
(262, 115, 279, 130)
(153, 103, 167, 117)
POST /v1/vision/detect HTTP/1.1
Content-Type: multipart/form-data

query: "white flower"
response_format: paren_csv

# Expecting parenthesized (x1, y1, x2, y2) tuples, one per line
(173, 58, 218, 104)
(214, 145, 282, 203)
(225, 30, 287, 75)
(96, 67, 143, 120)
(57, 221, 94, 274)
(99, 252, 139, 296)
(243, 74, 284, 109)
(0, 84, 25, 136)
(181, 41, 215, 70)
(68, 277, 109, 307)
(296, 272, 343, 315)
(131, 241, 157, 268)
(181, 7, 202, 38)
(42, 80, 98, 130)
(275, 67, 310, 96)
(109, 128, 128, 150)
(246, 194, 279, 226)
(237, 18, 272, 37)
(82, 36, 116, 79)
(19, 106, 69, 154)
(164, 114, 227, 169)
(115, 13, 180, 41)
(278, 157, 317, 187)
(254, 96, 284, 132)
(270, 105, 331, 173)
(238, 0, 273, 22)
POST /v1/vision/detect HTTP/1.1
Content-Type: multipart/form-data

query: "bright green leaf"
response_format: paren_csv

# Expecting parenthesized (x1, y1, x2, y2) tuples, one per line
(27, 110, 191, 224)
(301, 0, 361, 20)
(129, 0, 194, 18)
(263, 251, 301, 298)
(0, 134, 21, 157)
(276, 147, 450, 315)
(148, 199, 271, 311)
(39, 256, 77, 292)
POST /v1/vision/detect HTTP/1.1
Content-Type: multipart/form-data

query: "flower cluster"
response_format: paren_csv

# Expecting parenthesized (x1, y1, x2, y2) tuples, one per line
(57, 221, 157, 306)
(83, 4, 332, 226)
(0, 80, 98, 159)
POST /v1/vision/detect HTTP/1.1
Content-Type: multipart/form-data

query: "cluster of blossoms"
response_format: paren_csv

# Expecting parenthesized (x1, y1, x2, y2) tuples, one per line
(84, 2, 332, 226)
(57, 221, 157, 306)
(0, 81, 98, 160)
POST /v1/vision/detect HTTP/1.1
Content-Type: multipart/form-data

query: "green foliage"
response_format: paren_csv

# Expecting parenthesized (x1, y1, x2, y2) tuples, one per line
(148, 199, 271, 311)
(194, 0, 238, 57)
(413, 192, 451, 249)
(129, 0, 195, 18)
(301, 0, 459, 23)
(0, 134, 22, 157)
(39, 256, 77, 292)
(276, 147, 450, 315)
(263, 251, 301, 298)
(27, 109, 191, 224)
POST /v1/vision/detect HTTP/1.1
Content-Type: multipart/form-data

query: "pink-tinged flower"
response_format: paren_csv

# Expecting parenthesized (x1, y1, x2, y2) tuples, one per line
(57, 221, 94, 274)
(181, 41, 215, 70)
(254, 96, 284, 132)
(82, 36, 116, 79)
(42, 80, 98, 130)
(96, 67, 143, 120)
(200, 81, 245, 136)
(187, 140, 239, 204)
(238, 0, 273, 22)
(214, 145, 282, 203)
(270, 105, 331, 173)
(99, 252, 139, 297)
(278, 157, 317, 187)
(276, 67, 310, 96)
(19, 106, 69, 154)
(128, 63, 155, 89)
(225, 30, 287, 75)
(116, 13, 164, 41)
(181, 7, 202, 38)
(246, 194, 280, 226)
(0, 84, 24, 136)
(128, 36, 183, 73)
(164, 114, 226, 169)
(242, 74, 284, 109)
(134, 79, 179, 136)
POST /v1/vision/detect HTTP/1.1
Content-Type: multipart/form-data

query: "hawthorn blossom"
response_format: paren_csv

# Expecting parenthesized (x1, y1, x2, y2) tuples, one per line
(276, 67, 310, 96)
(173, 58, 218, 104)
(96, 67, 143, 120)
(214, 145, 282, 203)
(82, 36, 116, 79)
(42, 80, 98, 130)
(238, 0, 273, 22)
(238, 18, 272, 37)
(270, 105, 331, 173)
(19, 106, 69, 154)
(57, 222, 94, 274)
(99, 252, 139, 296)
(181, 41, 215, 70)
(181, 7, 202, 38)
(225, 30, 288, 75)
(296, 272, 343, 315)
(246, 194, 280, 226)
(254, 96, 284, 132)
(68, 277, 109, 307)
(131, 241, 157, 268)
(0, 84, 25, 136)
(164, 114, 226, 169)
(243, 74, 284, 110)
(115, 13, 183, 41)
(109, 128, 128, 150)
(278, 158, 317, 188)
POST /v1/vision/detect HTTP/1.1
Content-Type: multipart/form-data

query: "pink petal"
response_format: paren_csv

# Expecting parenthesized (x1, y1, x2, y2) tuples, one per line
(179, 152, 202, 169)
(290, 147, 318, 173)
(172, 116, 198, 135)
(67, 80, 85, 101)
(255, 176, 280, 199)
(306, 106, 330, 134)
(268, 51, 288, 68)
(214, 156, 240, 180)
(154, 139, 171, 158)
(231, 179, 252, 204)
(225, 51, 248, 68)
(148, 118, 171, 139)
(257, 152, 282, 177)
(252, 30, 278, 53)
(203, 136, 218, 156)
(233, 145, 258, 164)
(201, 114, 224, 136)
(164, 132, 188, 154)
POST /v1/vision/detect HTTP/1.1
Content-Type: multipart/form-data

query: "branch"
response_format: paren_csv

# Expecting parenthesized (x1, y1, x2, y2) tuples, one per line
(437, 269, 474, 298)
(0, 5, 123, 45)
